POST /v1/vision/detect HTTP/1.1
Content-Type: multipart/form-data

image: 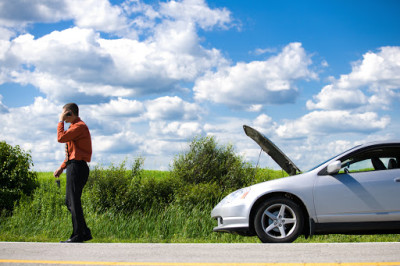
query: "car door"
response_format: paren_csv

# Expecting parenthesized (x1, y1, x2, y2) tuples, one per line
(313, 146, 400, 223)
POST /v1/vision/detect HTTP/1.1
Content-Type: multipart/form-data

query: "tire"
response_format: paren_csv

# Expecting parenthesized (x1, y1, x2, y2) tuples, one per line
(254, 196, 304, 243)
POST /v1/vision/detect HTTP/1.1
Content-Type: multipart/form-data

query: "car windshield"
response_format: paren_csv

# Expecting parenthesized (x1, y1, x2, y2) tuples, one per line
(305, 145, 361, 173)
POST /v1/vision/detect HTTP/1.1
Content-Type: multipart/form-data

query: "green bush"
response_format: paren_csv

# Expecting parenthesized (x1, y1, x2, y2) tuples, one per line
(87, 158, 176, 214)
(0, 141, 38, 214)
(127, 176, 177, 211)
(175, 182, 222, 209)
(87, 161, 131, 213)
(171, 136, 253, 192)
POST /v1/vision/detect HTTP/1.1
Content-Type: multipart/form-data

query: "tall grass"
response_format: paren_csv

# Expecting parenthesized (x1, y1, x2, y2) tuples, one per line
(1, 168, 398, 243)
(0, 170, 254, 243)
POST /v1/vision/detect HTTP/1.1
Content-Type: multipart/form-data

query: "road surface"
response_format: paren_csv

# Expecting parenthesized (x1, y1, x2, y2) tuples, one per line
(1, 242, 400, 265)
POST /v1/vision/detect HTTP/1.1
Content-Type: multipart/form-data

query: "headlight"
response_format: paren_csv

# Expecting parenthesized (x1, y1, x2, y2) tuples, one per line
(217, 187, 251, 206)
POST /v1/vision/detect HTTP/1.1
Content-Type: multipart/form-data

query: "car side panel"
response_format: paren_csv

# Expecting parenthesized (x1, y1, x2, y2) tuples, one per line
(314, 169, 400, 223)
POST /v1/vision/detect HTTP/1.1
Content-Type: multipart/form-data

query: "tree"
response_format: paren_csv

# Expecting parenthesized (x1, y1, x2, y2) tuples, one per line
(0, 141, 38, 214)
(171, 136, 252, 191)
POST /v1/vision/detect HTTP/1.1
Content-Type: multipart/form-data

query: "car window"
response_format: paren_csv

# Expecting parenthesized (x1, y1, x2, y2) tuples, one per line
(338, 158, 374, 173)
(337, 146, 400, 174)
(307, 145, 361, 173)
(338, 157, 399, 174)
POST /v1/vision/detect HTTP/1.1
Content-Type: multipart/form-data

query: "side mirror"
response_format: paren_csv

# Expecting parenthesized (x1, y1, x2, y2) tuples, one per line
(326, 160, 341, 174)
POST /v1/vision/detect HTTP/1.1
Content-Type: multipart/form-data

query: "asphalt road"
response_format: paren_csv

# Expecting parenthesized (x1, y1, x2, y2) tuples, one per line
(1, 242, 400, 266)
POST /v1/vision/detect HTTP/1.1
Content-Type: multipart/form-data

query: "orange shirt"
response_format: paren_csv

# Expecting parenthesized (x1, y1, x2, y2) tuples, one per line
(57, 117, 92, 169)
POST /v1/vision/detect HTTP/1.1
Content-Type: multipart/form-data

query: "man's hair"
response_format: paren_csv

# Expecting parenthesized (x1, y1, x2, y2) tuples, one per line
(63, 103, 79, 116)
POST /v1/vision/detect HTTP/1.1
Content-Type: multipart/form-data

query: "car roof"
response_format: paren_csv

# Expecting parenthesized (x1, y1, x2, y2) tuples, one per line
(360, 140, 400, 146)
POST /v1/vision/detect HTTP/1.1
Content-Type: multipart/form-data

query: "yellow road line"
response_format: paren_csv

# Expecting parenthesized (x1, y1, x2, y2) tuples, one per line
(1, 260, 400, 266)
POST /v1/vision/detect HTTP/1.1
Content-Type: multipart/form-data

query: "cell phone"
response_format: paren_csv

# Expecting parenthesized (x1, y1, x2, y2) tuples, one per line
(66, 112, 72, 117)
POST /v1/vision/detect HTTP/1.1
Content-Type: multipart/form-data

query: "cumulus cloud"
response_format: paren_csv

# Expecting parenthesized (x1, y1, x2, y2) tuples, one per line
(0, 97, 61, 170)
(275, 110, 390, 139)
(252, 113, 276, 135)
(0, 27, 14, 61)
(306, 84, 369, 110)
(0, 0, 69, 28)
(0, 0, 130, 35)
(246, 104, 263, 112)
(0, 0, 396, 173)
(159, 0, 232, 30)
(285, 139, 354, 171)
(145, 96, 203, 121)
(93, 131, 141, 154)
(94, 97, 144, 117)
(149, 121, 203, 138)
(194, 42, 317, 109)
(67, 0, 129, 34)
(3, 28, 116, 101)
(0, 0, 234, 172)
(0, 97, 59, 139)
(1, 1, 229, 103)
(307, 46, 400, 111)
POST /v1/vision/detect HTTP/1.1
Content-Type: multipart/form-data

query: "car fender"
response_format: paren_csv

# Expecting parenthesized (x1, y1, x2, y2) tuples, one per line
(245, 172, 317, 225)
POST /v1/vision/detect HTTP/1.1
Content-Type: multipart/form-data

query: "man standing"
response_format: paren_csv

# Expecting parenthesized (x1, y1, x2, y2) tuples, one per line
(54, 103, 92, 243)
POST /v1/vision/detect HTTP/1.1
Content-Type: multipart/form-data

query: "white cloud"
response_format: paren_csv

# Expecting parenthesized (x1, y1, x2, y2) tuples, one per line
(139, 138, 184, 157)
(95, 97, 144, 117)
(0, 0, 69, 28)
(93, 131, 141, 154)
(0, 0, 234, 171)
(159, 0, 232, 30)
(0, 1, 397, 174)
(2, 18, 228, 102)
(194, 42, 317, 109)
(0, 27, 13, 61)
(67, 0, 129, 35)
(251, 47, 277, 56)
(321, 60, 329, 67)
(0, 97, 61, 170)
(306, 84, 369, 110)
(307, 46, 400, 111)
(0, 97, 59, 140)
(275, 110, 390, 139)
(145, 96, 203, 121)
(4, 28, 116, 101)
(254, 113, 273, 127)
(286, 138, 354, 171)
(149, 121, 203, 138)
(0, 0, 130, 35)
(246, 104, 263, 112)
(252, 113, 276, 136)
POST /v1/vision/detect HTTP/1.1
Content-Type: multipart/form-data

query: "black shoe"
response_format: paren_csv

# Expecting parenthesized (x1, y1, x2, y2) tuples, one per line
(61, 230, 92, 243)
(82, 233, 92, 242)
(60, 236, 83, 243)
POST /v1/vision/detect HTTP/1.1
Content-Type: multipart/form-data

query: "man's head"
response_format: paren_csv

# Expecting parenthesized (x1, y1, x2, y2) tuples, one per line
(63, 103, 79, 123)
(63, 103, 79, 116)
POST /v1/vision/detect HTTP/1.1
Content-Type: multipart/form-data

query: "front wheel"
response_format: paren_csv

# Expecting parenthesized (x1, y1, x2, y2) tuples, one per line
(254, 197, 304, 243)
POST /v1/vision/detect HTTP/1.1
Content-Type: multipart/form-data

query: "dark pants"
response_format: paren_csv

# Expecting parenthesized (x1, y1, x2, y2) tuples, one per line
(66, 160, 91, 238)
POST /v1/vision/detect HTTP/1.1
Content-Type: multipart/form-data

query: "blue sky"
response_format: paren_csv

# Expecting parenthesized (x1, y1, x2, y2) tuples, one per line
(0, 0, 399, 171)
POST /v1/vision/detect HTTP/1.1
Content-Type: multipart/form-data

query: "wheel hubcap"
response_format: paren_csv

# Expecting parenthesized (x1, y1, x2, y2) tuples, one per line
(261, 203, 297, 239)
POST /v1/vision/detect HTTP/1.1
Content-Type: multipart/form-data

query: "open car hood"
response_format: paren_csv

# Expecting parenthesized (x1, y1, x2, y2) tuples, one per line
(243, 125, 301, 176)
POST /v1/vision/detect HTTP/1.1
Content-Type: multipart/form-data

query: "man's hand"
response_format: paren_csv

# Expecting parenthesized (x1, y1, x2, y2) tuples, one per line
(54, 167, 64, 178)
(59, 110, 68, 122)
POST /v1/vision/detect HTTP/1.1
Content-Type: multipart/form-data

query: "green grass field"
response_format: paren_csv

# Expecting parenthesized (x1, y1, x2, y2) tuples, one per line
(0, 170, 398, 243)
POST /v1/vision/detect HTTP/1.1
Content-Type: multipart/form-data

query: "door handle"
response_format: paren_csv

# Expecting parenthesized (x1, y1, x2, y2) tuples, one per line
(395, 178, 400, 183)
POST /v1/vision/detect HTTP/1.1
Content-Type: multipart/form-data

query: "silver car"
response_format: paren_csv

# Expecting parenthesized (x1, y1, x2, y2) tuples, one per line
(211, 125, 400, 243)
